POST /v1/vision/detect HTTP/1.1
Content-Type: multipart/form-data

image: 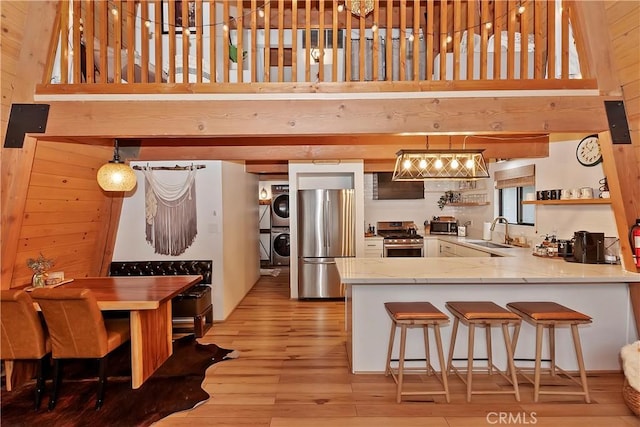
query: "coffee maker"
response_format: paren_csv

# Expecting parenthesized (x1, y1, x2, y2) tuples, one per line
(568, 231, 605, 264)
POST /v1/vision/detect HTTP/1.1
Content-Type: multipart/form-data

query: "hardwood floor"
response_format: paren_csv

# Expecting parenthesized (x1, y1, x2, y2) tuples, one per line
(157, 268, 638, 427)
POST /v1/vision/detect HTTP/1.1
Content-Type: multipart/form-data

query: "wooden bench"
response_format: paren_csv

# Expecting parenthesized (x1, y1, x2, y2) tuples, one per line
(109, 260, 213, 337)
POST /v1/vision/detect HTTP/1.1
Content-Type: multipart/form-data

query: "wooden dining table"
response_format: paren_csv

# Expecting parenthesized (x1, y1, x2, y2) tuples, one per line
(25, 275, 203, 389)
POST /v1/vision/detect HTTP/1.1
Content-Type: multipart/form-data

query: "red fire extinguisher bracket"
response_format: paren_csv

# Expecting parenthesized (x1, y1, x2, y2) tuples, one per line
(631, 219, 640, 268)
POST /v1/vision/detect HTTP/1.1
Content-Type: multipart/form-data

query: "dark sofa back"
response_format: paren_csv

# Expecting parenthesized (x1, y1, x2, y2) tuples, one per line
(109, 260, 212, 285)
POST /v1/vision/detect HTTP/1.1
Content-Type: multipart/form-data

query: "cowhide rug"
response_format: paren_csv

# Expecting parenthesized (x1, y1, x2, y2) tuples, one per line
(1, 335, 237, 427)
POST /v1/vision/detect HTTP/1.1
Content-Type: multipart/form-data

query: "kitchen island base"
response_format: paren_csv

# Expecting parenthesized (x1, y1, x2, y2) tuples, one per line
(346, 282, 635, 374)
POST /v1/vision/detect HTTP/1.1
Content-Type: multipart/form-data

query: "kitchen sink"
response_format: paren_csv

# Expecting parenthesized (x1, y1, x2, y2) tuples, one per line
(467, 240, 514, 249)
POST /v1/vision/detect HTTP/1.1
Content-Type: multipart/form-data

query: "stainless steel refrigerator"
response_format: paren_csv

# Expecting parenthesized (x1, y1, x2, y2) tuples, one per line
(298, 189, 355, 298)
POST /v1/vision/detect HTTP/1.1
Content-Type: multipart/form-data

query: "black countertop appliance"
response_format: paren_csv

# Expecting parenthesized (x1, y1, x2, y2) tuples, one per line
(568, 231, 605, 264)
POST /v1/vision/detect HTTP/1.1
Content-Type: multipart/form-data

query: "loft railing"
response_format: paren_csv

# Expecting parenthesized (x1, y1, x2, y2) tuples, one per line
(41, 0, 592, 93)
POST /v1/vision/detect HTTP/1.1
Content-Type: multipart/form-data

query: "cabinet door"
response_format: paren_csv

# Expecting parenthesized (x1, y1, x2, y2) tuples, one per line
(439, 242, 457, 257)
(456, 245, 491, 257)
(425, 239, 439, 257)
(364, 238, 383, 258)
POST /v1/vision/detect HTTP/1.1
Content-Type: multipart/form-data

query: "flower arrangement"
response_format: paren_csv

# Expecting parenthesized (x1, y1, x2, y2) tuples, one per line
(26, 253, 54, 274)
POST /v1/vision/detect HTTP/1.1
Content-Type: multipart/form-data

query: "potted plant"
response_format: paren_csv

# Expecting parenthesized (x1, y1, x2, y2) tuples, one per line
(27, 253, 54, 288)
(437, 190, 455, 210)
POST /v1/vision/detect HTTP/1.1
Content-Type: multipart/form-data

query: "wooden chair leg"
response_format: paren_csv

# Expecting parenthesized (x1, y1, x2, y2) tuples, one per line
(385, 321, 396, 376)
(571, 324, 591, 403)
(397, 325, 408, 403)
(549, 325, 556, 376)
(48, 359, 62, 411)
(34, 357, 46, 411)
(533, 324, 544, 402)
(423, 325, 431, 376)
(446, 317, 459, 376)
(502, 323, 520, 402)
(485, 323, 493, 375)
(466, 323, 475, 402)
(433, 324, 450, 403)
(96, 356, 107, 410)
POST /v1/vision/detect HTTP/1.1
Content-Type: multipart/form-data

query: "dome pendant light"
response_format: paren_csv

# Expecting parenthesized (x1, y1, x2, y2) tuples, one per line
(97, 140, 137, 191)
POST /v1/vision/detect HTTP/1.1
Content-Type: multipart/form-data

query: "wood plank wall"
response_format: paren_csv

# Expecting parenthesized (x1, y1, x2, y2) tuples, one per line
(0, 1, 30, 135)
(604, 1, 640, 171)
(10, 141, 118, 287)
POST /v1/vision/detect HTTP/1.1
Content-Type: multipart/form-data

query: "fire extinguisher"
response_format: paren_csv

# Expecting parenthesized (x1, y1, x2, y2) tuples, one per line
(631, 219, 640, 268)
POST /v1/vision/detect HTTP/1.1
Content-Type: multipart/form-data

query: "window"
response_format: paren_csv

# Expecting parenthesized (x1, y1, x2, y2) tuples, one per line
(498, 185, 535, 225)
(495, 165, 535, 226)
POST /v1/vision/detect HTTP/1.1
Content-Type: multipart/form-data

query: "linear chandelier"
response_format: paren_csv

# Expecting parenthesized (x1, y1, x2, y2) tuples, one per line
(392, 149, 490, 181)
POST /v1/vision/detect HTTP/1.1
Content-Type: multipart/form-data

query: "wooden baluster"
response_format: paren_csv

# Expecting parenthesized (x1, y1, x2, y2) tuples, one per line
(126, 0, 135, 83)
(277, 0, 285, 82)
(452, 0, 461, 81)
(561, 1, 570, 79)
(250, 0, 257, 83)
(466, 0, 474, 80)
(547, 0, 556, 79)
(493, 0, 502, 79)
(236, 0, 243, 83)
(412, 0, 420, 81)
(480, 0, 489, 79)
(425, 0, 434, 81)
(209, 0, 216, 83)
(520, 0, 529, 79)
(140, 0, 149, 84)
(438, 0, 447, 80)
(399, 0, 406, 81)
(507, 0, 516, 80)
(84, 0, 95, 83)
(195, 0, 203, 83)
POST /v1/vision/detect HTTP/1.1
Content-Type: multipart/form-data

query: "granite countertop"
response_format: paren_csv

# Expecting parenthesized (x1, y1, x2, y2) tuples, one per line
(339, 236, 640, 284)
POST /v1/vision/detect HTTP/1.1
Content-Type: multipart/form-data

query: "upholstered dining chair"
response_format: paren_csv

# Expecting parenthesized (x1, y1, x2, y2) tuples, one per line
(0, 289, 52, 410)
(31, 288, 130, 410)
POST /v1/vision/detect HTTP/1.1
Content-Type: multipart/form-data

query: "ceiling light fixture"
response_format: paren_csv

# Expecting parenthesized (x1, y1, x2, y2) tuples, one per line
(97, 140, 137, 191)
(392, 136, 490, 181)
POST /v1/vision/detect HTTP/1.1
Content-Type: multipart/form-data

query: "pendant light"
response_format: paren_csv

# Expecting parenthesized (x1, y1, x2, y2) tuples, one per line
(392, 136, 490, 181)
(97, 140, 137, 191)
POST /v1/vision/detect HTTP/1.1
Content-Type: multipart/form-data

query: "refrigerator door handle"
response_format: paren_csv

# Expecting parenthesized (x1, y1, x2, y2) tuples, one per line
(326, 198, 331, 250)
(302, 258, 337, 265)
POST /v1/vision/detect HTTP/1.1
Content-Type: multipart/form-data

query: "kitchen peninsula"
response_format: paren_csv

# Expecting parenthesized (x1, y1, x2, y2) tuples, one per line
(336, 238, 640, 375)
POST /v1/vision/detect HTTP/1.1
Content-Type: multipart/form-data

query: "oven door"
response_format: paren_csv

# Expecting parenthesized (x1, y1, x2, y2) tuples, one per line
(383, 243, 424, 257)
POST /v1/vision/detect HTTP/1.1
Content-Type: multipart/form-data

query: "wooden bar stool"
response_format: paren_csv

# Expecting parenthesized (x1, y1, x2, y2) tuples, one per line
(445, 301, 521, 402)
(507, 301, 592, 403)
(384, 302, 450, 403)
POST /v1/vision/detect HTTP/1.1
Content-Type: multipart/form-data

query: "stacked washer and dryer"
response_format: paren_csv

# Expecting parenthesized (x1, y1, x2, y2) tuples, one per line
(270, 185, 290, 266)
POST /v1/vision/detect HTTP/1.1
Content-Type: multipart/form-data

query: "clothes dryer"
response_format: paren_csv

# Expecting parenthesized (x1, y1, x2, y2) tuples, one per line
(271, 185, 289, 227)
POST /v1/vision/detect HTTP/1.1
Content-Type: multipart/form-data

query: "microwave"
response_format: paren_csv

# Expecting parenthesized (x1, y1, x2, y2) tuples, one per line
(430, 220, 458, 235)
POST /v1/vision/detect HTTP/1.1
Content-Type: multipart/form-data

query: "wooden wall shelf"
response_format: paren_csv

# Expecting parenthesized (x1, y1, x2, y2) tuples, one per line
(448, 202, 490, 207)
(522, 199, 611, 205)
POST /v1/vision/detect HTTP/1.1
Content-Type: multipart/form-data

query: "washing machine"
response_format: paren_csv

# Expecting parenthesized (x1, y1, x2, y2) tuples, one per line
(271, 185, 289, 227)
(271, 228, 290, 266)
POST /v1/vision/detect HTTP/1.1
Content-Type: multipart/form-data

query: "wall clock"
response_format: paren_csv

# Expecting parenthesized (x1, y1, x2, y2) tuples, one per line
(576, 134, 602, 167)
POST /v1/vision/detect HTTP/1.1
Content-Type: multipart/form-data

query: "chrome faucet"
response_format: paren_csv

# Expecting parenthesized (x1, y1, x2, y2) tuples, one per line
(490, 216, 510, 244)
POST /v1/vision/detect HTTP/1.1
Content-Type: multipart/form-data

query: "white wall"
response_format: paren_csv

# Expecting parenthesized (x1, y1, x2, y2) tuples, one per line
(364, 138, 617, 248)
(490, 139, 617, 244)
(220, 161, 260, 319)
(113, 160, 259, 321)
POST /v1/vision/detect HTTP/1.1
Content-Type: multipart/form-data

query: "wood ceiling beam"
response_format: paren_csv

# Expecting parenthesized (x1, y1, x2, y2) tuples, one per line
(136, 139, 547, 162)
(41, 95, 611, 138)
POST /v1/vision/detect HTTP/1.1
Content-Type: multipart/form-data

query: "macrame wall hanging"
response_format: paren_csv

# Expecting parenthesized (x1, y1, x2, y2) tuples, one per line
(134, 164, 205, 256)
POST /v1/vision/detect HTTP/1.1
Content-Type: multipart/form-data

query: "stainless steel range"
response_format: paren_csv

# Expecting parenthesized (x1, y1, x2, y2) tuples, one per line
(376, 221, 424, 257)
